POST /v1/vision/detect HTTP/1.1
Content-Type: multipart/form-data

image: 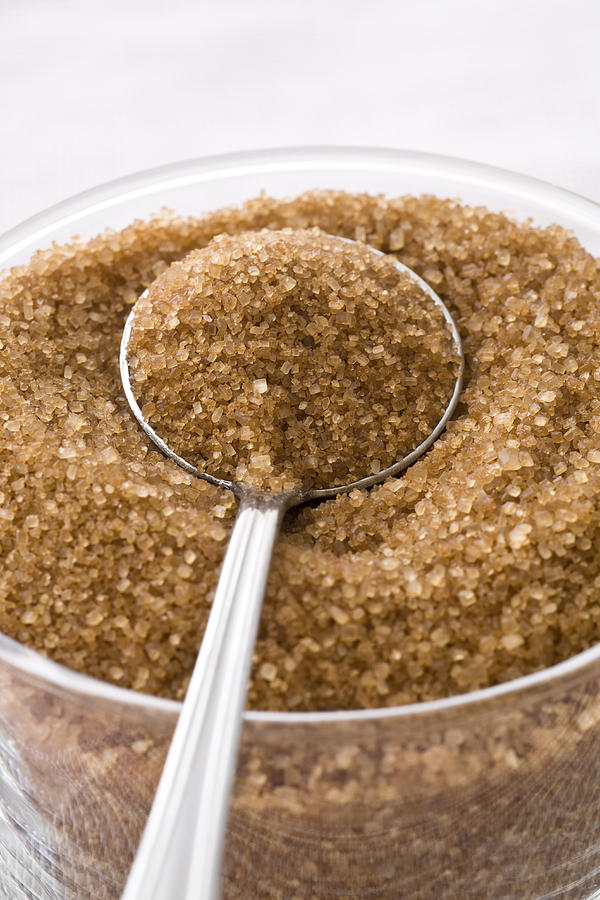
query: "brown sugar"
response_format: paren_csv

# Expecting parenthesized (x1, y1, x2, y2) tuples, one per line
(1, 190, 600, 710)
(125, 228, 460, 491)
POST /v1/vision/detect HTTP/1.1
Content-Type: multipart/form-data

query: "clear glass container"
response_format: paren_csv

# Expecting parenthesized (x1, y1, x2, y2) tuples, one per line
(1, 147, 600, 900)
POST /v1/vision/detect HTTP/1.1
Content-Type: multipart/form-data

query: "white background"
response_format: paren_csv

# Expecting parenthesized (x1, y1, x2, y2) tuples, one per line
(2, 0, 599, 235)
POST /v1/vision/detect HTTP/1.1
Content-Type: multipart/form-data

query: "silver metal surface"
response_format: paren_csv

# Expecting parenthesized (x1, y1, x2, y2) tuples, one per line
(119, 243, 464, 900)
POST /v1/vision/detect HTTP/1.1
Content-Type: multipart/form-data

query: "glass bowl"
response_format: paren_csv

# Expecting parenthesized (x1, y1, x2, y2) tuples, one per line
(2, 147, 600, 900)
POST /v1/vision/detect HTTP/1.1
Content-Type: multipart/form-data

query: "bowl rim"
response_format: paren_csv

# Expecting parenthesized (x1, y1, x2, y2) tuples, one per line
(2, 144, 600, 725)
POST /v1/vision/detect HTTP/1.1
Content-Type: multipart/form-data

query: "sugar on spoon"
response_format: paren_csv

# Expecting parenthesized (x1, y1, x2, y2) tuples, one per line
(119, 230, 464, 900)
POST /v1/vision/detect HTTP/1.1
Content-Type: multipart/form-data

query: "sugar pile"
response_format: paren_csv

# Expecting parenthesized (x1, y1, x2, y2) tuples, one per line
(126, 227, 459, 491)
(1, 190, 599, 709)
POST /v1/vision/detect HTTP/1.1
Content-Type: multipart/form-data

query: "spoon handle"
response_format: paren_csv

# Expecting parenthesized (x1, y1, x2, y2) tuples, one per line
(121, 495, 286, 900)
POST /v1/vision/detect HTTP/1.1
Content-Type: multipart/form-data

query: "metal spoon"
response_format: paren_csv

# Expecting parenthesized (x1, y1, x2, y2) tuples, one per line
(119, 243, 464, 900)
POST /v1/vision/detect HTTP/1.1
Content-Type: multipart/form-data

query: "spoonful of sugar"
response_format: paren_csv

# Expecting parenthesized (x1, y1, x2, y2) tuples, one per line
(120, 227, 463, 900)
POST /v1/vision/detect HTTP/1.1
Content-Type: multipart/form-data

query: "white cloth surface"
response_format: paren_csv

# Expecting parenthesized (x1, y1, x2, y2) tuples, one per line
(2, 0, 599, 236)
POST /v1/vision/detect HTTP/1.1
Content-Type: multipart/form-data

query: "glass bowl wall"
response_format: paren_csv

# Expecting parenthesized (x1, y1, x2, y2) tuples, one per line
(1, 147, 600, 900)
